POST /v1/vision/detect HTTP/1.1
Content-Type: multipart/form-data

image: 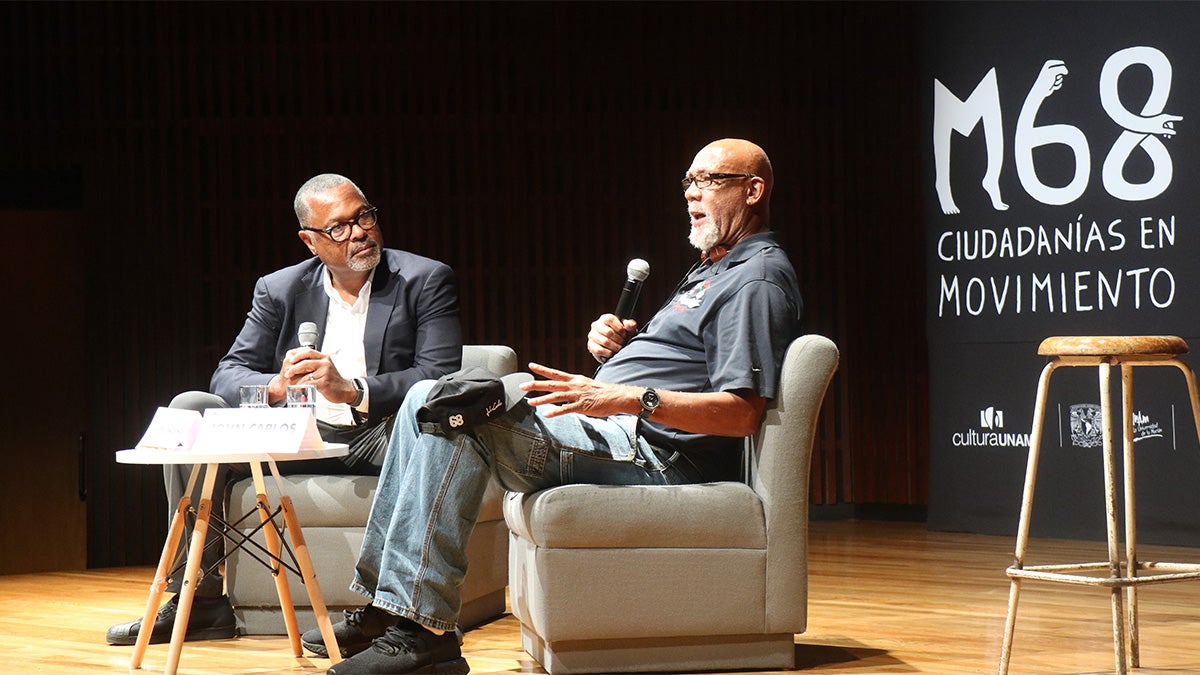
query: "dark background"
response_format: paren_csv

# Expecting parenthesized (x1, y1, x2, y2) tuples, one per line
(920, 2, 1200, 545)
(2, 2, 927, 569)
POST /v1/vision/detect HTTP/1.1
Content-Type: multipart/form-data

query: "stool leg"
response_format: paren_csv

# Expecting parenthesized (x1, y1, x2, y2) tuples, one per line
(1120, 365, 1139, 668)
(999, 360, 1059, 675)
(1099, 363, 1128, 675)
(1170, 358, 1200, 448)
(998, 579, 1021, 675)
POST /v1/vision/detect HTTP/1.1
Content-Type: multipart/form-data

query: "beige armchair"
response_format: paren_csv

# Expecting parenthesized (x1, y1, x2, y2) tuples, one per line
(503, 334, 839, 674)
(226, 345, 518, 635)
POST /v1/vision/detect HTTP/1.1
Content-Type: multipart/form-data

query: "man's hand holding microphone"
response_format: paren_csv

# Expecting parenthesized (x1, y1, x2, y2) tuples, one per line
(268, 321, 358, 405)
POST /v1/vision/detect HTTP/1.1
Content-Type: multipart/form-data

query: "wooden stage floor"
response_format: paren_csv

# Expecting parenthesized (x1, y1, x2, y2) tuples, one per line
(3, 519, 1200, 674)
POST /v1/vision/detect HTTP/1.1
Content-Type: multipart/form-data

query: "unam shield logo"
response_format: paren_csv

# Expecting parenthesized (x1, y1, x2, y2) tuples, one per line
(1070, 403, 1103, 448)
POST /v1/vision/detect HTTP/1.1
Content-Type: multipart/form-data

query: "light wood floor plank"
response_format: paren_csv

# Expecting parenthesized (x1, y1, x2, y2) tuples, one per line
(3, 520, 1200, 674)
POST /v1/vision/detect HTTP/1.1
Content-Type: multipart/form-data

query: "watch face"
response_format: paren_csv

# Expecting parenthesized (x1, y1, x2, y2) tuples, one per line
(641, 389, 660, 408)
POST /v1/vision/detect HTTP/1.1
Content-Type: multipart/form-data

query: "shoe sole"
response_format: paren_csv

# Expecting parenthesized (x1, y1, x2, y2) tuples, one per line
(300, 637, 331, 658)
(301, 637, 373, 659)
(107, 625, 238, 646)
(427, 657, 470, 674)
(328, 657, 469, 675)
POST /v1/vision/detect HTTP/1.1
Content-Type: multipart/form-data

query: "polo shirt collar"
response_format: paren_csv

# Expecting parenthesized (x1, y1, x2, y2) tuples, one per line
(708, 231, 782, 270)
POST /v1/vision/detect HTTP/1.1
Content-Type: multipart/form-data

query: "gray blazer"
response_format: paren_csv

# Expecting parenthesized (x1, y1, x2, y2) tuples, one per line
(211, 248, 463, 426)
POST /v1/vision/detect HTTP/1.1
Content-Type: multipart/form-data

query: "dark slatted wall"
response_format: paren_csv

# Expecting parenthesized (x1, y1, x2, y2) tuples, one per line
(1, 2, 927, 568)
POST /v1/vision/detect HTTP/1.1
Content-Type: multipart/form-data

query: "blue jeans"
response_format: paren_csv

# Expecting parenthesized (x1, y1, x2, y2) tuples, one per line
(350, 379, 703, 631)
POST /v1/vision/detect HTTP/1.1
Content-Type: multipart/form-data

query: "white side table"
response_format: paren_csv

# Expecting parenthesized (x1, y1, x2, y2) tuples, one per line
(117, 444, 348, 674)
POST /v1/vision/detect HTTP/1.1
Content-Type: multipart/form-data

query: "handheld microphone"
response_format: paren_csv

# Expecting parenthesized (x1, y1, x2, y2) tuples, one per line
(298, 321, 319, 350)
(614, 259, 650, 319)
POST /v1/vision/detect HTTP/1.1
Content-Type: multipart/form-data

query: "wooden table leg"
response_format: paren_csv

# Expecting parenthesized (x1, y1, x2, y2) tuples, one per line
(163, 463, 219, 675)
(278, 492, 342, 665)
(130, 464, 199, 669)
(250, 461, 302, 657)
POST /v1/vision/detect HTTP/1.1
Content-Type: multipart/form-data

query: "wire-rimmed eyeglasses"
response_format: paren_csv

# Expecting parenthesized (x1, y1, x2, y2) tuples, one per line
(681, 172, 757, 191)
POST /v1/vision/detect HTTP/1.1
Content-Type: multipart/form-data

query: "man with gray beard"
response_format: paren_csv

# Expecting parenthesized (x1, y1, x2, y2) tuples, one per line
(106, 173, 463, 647)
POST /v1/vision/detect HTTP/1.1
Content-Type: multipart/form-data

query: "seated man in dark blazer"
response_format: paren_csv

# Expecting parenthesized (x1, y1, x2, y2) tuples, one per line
(106, 173, 463, 646)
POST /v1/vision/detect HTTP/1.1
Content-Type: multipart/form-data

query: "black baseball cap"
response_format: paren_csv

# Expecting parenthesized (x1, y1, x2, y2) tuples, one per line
(416, 367, 533, 436)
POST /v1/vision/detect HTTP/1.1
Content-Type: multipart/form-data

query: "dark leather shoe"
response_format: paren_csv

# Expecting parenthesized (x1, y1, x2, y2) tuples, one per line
(302, 604, 401, 659)
(327, 620, 468, 675)
(106, 594, 237, 645)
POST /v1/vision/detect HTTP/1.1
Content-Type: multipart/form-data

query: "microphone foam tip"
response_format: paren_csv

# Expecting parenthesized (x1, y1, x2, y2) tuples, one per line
(627, 258, 650, 282)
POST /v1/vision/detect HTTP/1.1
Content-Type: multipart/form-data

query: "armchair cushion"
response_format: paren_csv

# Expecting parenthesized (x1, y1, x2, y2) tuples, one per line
(503, 482, 765, 549)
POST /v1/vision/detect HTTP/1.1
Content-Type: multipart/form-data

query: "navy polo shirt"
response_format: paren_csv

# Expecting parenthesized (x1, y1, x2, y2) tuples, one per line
(596, 231, 803, 479)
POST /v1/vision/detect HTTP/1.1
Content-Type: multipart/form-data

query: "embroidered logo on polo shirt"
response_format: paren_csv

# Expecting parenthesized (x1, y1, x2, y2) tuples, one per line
(674, 280, 711, 310)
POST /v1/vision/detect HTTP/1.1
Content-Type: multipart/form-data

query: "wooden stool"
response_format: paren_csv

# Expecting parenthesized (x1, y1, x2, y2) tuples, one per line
(998, 336, 1200, 675)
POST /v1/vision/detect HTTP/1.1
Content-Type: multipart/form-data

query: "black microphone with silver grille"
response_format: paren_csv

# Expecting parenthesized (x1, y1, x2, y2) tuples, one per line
(614, 258, 650, 319)
(298, 321, 319, 350)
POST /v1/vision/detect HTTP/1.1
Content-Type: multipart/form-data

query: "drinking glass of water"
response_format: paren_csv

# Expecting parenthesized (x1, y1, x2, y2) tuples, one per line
(239, 385, 269, 408)
(286, 384, 317, 409)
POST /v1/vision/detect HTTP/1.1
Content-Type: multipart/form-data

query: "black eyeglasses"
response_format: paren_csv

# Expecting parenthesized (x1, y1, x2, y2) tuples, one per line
(303, 206, 379, 242)
(681, 172, 757, 191)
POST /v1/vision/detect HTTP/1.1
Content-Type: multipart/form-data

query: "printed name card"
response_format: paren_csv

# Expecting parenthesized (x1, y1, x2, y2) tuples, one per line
(136, 407, 203, 450)
(190, 407, 325, 454)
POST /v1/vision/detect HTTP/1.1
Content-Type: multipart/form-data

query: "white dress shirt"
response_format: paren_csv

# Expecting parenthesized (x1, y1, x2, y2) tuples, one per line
(313, 268, 371, 425)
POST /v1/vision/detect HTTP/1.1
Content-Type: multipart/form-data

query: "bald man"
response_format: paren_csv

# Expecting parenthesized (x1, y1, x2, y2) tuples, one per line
(308, 139, 804, 675)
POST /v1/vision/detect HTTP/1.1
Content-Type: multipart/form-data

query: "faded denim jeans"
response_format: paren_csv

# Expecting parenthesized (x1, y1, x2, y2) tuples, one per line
(350, 379, 702, 631)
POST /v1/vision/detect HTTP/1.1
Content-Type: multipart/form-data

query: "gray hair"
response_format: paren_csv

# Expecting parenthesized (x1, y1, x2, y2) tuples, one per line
(293, 174, 366, 228)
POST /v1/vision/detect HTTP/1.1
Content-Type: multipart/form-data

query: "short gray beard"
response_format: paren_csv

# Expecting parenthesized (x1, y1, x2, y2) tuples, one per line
(689, 220, 721, 252)
(347, 247, 382, 272)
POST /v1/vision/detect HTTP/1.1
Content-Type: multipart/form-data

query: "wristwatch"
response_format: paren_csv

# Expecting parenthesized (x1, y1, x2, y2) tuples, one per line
(638, 388, 661, 419)
(350, 378, 366, 408)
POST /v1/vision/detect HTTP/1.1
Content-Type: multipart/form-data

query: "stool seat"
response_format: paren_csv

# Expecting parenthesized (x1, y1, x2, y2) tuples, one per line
(1038, 335, 1188, 357)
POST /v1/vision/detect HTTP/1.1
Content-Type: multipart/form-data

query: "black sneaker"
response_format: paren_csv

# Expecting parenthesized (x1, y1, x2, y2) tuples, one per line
(106, 594, 237, 646)
(327, 621, 468, 675)
(302, 604, 401, 659)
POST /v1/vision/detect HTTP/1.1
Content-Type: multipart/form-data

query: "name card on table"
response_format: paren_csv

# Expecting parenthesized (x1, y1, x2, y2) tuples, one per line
(136, 407, 203, 450)
(191, 407, 325, 454)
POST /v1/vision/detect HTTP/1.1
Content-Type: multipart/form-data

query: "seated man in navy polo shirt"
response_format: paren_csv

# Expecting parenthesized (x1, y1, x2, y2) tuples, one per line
(303, 138, 805, 675)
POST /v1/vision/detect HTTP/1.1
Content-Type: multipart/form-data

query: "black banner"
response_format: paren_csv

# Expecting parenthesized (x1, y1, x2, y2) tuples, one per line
(921, 2, 1200, 544)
